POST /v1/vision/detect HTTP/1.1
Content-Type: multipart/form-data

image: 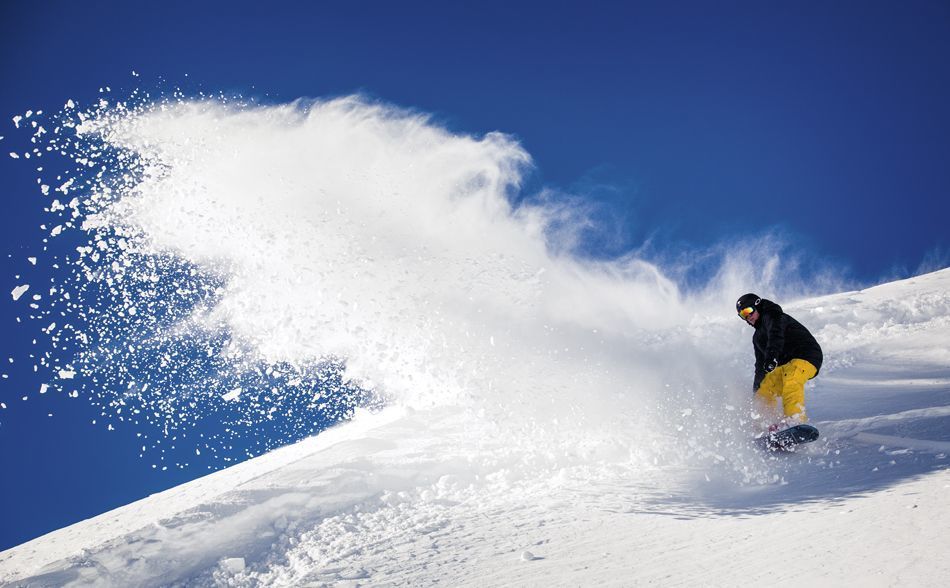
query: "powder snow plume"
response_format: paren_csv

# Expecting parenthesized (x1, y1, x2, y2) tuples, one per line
(11, 92, 779, 482)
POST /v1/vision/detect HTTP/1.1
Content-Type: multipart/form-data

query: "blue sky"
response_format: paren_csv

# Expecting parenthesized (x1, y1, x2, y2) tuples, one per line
(2, 0, 949, 549)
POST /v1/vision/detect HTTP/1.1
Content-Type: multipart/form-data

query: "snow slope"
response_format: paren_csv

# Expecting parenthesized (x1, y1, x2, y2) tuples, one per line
(5, 96, 950, 586)
(2, 268, 949, 587)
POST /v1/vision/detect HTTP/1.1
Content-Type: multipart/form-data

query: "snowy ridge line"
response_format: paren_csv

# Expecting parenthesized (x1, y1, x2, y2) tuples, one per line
(0, 408, 405, 582)
(851, 432, 950, 454)
(821, 376, 950, 388)
(0, 406, 528, 587)
(816, 405, 950, 437)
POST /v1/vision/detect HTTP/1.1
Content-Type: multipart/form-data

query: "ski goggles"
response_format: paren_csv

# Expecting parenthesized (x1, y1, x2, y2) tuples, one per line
(738, 306, 755, 320)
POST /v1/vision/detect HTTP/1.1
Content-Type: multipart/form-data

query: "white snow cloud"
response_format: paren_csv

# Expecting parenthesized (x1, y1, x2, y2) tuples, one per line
(83, 98, 696, 435)
(41, 94, 852, 478)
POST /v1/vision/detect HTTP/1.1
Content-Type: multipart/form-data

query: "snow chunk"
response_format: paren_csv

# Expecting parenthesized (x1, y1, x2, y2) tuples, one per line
(11, 284, 29, 301)
(59, 370, 76, 380)
(57, 178, 75, 194)
(222, 388, 242, 402)
(219, 558, 245, 573)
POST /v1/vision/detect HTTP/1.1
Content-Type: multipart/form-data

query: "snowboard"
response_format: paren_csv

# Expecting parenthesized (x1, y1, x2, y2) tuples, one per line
(756, 423, 820, 451)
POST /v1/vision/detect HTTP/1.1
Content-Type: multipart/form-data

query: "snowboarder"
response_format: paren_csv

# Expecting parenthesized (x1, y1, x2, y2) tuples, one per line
(736, 293, 823, 431)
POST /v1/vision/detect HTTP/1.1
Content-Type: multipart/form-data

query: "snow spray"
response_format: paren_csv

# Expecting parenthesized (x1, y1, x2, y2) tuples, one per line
(9, 92, 789, 482)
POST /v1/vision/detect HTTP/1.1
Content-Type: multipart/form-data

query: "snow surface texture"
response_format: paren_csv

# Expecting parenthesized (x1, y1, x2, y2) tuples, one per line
(3, 97, 950, 586)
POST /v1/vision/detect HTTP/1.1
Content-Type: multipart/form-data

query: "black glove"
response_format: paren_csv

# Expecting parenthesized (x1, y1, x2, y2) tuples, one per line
(765, 358, 779, 373)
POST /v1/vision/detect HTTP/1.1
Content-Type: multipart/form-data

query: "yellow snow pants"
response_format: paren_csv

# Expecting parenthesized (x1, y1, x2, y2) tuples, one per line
(755, 359, 818, 423)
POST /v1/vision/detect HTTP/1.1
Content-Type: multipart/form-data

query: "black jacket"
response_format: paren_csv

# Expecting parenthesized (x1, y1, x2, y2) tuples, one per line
(751, 299, 823, 391)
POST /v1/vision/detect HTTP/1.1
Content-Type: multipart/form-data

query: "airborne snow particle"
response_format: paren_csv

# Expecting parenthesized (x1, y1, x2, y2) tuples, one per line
(11, 284, 30, 301)
(222, 388, 242, 402)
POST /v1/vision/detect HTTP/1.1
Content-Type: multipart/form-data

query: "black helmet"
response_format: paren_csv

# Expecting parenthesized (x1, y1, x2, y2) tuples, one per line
(736, 293, 761, 315)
